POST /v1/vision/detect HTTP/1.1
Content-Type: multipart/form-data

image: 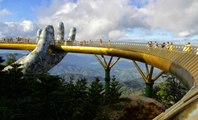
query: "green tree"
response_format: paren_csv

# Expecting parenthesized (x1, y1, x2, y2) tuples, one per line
(0, 61, 123, 120)
(87, 77, 104, 120)
(5, 53, 18, 65)
(105, 76, 122, 104)
(63, 78, 89, 120)
(0, 56, 4, 70)
(153, 74, 187, 108)
(0, 63, 68, 120)
(0, 64, 25, 120)
(31, 74, 67, 120)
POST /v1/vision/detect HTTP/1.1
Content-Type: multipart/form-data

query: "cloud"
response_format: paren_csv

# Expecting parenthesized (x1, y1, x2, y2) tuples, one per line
(142, 0, 198, 37)
(0, 8, 11, 17)
(37, 0, 198, 41)
(178, 31, 190, 37)
(108, 30, 124, 40)
(0, 20, 39, 38)
(37, 0, 148, 40)
(2, 0, 198, 42)
(20, 20, 35, 32)
(122, 28, 176, 42)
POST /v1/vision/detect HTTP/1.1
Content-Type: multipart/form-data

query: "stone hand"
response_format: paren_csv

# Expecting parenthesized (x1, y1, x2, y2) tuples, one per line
(5, 22, 76, 74)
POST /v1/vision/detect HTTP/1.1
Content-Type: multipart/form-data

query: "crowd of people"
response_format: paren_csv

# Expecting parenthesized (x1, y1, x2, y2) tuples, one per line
(147, 41, 198, 54)
(0, 37, 30, 43)
(147, 41, 174, 50)
(98, 39, 197, 54)
(69, 39, 198, 55)
(0, 38, 198, 55)
(99, 39, 111, 48)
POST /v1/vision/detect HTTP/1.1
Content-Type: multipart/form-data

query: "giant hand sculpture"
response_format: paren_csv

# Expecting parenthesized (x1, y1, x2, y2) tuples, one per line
(5, 22, 76, 74)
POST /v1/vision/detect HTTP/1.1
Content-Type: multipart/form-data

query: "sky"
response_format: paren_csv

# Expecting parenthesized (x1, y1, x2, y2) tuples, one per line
(1, 0, 198, 45)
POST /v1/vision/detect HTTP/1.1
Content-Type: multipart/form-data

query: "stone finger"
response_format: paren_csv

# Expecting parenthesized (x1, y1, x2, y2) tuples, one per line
(68, 27, 76, 41)
(36, 29, 42, 43)
(37, 25, 54, 53)
(56, 22, 65, 43)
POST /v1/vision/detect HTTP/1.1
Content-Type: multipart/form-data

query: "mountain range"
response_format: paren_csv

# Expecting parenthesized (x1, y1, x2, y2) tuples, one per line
(0, 51, 164, 90)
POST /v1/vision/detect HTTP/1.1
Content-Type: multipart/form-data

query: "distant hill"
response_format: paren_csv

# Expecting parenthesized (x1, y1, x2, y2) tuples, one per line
(48, 53, 148, 89)
(48, 53, 144, 81)
(0, 52, 26, 65)
(0, 52, 164, 89)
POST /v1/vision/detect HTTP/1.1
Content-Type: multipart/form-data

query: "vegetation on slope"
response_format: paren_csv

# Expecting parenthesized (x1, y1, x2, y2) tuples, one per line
(0, 55, 187, 120)
(153, 73, 188, 108)
(0, 56, 122, 120)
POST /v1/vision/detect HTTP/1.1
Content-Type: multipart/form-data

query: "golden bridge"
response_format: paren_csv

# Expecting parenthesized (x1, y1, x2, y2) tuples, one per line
(0, 39, 198, 120)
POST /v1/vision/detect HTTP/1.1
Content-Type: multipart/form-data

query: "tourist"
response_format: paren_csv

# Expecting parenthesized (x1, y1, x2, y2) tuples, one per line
(185, 42, 191, 53)
(161, 42, 166, 48)
(154, 41, 158, 48)
(99, 39, 102, 46)
(166, 42, 170, 50)
(147, 42, 150, 47)
(108, 40, 111, 48)
(150, 41, 153, 47)
(169, 42, 173, 51)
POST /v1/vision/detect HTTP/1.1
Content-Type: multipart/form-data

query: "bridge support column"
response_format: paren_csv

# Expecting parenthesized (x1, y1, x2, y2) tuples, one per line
(105, 68, 110, 92)
(94, 55, 120, 92)
(145, 82, 154, 98)
(132, 60, 164, 98)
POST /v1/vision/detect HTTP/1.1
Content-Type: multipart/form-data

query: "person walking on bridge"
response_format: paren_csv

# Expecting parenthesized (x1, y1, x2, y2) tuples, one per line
(154, 41, 159, 48)
(169, 42, 173, 51)
(147, 42, 151, 50)
(166, 42, 170, 50)
(99, 39, 102, 47)
(161, 42, 166, 48)
(185, 42, 191, 53)
(107, 40, 111, 48)
(196, 48, 198, 55)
